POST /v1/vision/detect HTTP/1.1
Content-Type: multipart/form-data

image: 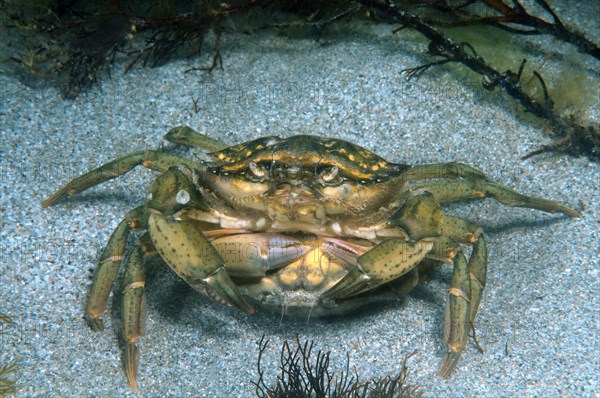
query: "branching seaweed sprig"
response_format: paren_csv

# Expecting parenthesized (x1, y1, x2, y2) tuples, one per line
(423, 0, 599, 60)
(357, 0, 600, 159)
(253, 336, 423, 398)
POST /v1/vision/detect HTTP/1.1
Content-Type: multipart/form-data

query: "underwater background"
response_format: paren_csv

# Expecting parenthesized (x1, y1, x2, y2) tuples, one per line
(0, 1, 598, 396)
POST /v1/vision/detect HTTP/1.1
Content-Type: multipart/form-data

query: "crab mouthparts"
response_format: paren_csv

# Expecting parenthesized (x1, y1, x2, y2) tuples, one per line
(271, 182, 318, 201)
(265, 183, 324, 223)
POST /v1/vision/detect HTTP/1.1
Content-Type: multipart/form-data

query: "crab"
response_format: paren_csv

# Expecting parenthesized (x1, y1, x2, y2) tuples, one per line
(42, 126, 580, 391)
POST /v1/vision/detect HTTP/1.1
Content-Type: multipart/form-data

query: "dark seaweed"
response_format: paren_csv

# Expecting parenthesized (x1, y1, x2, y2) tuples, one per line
(357, 0, 599, 160)
(413, 0, 599, 60)
(253, 336, 423, 398)
(2, 1, 249, 98)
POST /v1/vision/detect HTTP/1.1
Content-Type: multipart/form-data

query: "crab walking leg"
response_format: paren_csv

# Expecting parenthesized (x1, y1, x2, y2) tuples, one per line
(437, 237, 487, 378)
(323, 239, 433, 299)
(441, 215, 482, 244)
(438, 250, 471, 379)
(410, 179, 580, 217)
(86, 206, 148, 331)
(426, 237, 459, 264)
(87, 219, 130, 331)
(402, 162, 488, 181)
(121, 244, 146, 393)
(426, 214, 483, 263)
(163, 125, 229, 151)
(468, 236, 487, 330)
(41, 150, 198, 208)
(147, 211, 254, 314)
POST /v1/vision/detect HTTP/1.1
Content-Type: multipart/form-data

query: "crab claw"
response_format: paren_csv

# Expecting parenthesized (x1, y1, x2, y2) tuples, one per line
(210, 233, 310, 278)
(323, 238, 433, 299)
(145, 166, 253, 313)
(147, 211, 254, 314)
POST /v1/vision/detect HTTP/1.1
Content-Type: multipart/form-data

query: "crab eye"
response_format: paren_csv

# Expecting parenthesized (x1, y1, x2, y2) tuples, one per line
(247, 161, 269, 182)
(318, 166, 342, 186)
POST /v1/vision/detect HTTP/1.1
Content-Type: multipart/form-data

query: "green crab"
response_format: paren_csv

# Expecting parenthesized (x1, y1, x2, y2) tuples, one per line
(42, 126, 580, 391)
